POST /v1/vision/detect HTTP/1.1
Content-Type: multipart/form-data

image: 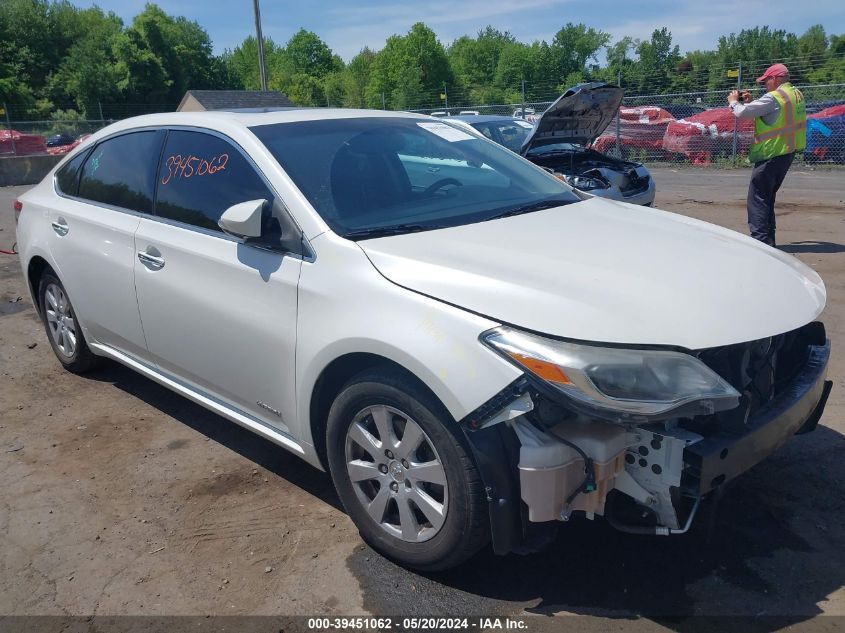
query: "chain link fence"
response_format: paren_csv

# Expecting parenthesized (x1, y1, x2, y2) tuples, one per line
(1, 102, 176, 158)
(3, 82, 844, 167)
(409, 82, 845, 167)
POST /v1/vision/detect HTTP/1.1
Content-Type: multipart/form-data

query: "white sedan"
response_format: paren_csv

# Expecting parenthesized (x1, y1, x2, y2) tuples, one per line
(15, 108, 831, 570)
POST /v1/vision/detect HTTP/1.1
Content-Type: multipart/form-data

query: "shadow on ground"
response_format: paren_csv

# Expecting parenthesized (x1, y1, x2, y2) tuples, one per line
(347, 425, 845, 629)
(85, 360, 342, 512)
(81, 361, 845, 630)
(781, 241, 845, 254)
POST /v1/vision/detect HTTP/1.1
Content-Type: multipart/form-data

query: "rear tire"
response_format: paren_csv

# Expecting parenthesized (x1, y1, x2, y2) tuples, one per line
(38, 272, 100, 374)
(326, 368, 489, 571)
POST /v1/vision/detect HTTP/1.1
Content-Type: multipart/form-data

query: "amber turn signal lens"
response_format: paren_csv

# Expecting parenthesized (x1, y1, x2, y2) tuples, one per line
(507, 352, 571, 385)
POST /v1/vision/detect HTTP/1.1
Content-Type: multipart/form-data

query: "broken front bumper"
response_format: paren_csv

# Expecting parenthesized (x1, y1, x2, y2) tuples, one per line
(460, 326, 832, 554)
(683, 338, 832, 495)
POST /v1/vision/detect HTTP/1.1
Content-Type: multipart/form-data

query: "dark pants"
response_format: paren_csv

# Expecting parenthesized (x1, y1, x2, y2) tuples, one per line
(747, 152, 794, 246)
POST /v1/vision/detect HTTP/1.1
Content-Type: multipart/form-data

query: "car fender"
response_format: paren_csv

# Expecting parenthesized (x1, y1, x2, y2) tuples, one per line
(294, 231, 522, 449)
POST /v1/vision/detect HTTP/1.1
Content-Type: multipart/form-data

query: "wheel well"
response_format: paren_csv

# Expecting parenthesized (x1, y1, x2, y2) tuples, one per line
(26, 256, 52, 316)
(309, 353, 448, 469)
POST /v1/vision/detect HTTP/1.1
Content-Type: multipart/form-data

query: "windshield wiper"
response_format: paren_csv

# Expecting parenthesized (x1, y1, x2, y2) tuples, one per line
(342, 223, 447, 240)
(485, 198, 573, 221)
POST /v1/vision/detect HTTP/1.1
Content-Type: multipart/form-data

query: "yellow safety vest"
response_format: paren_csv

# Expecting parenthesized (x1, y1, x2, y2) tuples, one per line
(749, 82, 807, 162)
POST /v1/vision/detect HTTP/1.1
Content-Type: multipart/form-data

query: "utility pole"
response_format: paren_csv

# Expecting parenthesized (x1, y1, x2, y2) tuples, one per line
(443, 84, 448, 110)
(3, 103, 16, 156)
(521, 80, 526, 119)
(615, 71, 621, 156)
(732, 62, 742, 164)
(252, 0, 268, 91)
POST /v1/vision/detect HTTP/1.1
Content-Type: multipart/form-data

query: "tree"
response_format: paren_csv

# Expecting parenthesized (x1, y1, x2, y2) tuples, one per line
(495, 42, 532, 87)
(798, 24, 828, 58)
(550, 23, 610, 82)
(48, 7, 123, 115)
(224, 36, 280, 90)
(112, 27, 170, 103)
(448, 26, 515, 88)
(0, 0, 55, 106)
(633, 28, 682, 93)
(281, 29, 342, 78)
(125, 4, 225, 103)
(713, 27, 800, 88)
(365, 23, 452, 109)
(808, 32, 845, 83)
(599, 36, 637, 86)
(342, 47, 376, 107)
(267, 29, 344, 105)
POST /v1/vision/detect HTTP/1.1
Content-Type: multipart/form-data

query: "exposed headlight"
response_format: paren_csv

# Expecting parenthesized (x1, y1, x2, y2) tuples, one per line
(564, 174, 609, 190)
(482, 327, 740, 421)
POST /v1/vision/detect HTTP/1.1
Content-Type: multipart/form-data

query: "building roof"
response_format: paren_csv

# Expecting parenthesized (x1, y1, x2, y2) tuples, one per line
(178, 90, 294, 111)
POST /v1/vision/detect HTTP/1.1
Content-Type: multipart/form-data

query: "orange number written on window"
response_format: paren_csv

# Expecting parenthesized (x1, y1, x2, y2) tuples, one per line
(160, 153, 229, 185)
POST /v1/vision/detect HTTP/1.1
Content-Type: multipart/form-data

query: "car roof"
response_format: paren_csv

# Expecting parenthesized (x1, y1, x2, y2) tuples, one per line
(446, 115, 525, 124)
(84, 108, 432, 144)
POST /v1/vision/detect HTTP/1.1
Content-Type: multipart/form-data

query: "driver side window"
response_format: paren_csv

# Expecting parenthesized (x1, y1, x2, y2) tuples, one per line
(155, 130, 279, 238)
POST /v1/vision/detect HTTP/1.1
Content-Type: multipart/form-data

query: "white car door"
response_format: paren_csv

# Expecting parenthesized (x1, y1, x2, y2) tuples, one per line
(133, 129, 303, 434)
(48, 130, 165, 360)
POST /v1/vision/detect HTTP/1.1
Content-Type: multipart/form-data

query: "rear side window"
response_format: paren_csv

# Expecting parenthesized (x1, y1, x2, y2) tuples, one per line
(155, 130, 274, 233)
(78, 131, 162, 213)
(55, 150, 89, 196)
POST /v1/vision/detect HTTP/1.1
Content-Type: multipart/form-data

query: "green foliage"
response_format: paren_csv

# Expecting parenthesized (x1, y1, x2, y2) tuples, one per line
(448, 27, 515, 87)
(342, 48, 376, 107)
(1, 1, 842, 120)
(223, 36, 279, 90)
(631, 28, 682, 93)
(551, 23, 610, 80)
(49, 7, 123, 115)
(281, 28, 343, 78)
(364, 23, 453, 109)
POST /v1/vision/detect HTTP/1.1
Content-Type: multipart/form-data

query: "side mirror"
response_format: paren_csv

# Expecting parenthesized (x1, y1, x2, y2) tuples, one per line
(218, 199, 266, 238)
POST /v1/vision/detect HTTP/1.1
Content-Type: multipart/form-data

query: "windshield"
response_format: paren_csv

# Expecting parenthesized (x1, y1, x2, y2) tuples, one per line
(467, 118, 536, 153)
(251, 117, 579, 239)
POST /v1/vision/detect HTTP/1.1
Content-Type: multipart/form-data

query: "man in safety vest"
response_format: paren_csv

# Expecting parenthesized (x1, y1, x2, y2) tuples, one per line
(728, 63, 806, 247)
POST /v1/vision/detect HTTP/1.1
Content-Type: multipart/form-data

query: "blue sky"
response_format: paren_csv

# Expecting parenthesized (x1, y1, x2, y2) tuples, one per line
(81, 0, 845, 61)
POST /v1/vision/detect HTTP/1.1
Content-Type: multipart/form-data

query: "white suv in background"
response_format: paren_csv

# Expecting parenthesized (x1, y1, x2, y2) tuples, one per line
(16, 109, 831, 571)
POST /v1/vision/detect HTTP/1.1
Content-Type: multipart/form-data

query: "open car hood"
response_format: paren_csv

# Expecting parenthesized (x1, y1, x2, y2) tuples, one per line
(521, 82, 624, 153)
(357, 198, 826, 350)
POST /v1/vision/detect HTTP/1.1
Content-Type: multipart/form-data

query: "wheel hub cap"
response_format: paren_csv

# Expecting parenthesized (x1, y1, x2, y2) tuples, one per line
(388, 460, 405, 483)
(344, 405, 449, 543)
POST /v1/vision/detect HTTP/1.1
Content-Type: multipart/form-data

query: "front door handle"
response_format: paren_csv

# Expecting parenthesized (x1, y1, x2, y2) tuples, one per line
(137, 251, 165, 270)
(51, 218, 69, 236)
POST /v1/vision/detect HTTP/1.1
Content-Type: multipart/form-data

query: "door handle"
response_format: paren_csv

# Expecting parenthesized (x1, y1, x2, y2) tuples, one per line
(51, 219, 69, 236)
(137, 251, 165, 270)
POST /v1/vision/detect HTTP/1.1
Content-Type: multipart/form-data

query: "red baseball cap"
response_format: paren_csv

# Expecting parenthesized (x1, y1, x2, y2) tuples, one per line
(756, 63, 789, 82)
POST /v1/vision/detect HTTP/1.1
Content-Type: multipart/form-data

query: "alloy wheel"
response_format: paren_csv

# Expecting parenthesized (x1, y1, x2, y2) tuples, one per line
(344, 405, 448, 542)
(44, 283, 77, 358)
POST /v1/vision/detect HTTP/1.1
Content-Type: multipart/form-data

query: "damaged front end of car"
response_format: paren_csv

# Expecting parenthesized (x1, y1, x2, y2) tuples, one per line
(460, 321, 832, 554)
(519, 82, 655, 205)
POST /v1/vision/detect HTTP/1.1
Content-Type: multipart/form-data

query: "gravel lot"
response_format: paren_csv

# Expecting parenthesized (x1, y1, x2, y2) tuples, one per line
(1, 167, 844, 628)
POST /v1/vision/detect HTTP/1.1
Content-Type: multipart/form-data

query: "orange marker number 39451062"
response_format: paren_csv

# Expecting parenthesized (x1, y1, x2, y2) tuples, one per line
(160, 153, 229, 185)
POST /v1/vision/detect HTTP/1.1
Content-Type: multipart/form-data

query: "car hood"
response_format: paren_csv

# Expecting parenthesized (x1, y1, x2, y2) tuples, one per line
(357, 198, 826, 350)
(521, 82, 624, 153)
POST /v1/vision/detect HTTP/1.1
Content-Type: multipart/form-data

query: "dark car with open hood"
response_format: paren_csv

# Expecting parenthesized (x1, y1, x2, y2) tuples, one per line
(447, 82, 656, 206)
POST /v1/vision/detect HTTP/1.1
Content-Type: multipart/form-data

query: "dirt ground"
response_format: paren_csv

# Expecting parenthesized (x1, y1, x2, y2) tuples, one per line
(1, 167, 844, 629)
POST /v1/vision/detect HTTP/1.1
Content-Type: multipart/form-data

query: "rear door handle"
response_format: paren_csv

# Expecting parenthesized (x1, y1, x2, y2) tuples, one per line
(137, 251, 165, 270)
(51, 219, 69, 236)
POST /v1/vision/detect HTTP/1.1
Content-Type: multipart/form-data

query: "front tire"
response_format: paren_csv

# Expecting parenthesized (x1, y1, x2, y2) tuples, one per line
(38, 272, 100, 374)
(326, 369, 489, 571)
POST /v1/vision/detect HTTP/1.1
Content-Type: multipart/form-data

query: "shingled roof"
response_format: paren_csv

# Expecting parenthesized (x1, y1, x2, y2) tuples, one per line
(177, 90, 293, 112)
